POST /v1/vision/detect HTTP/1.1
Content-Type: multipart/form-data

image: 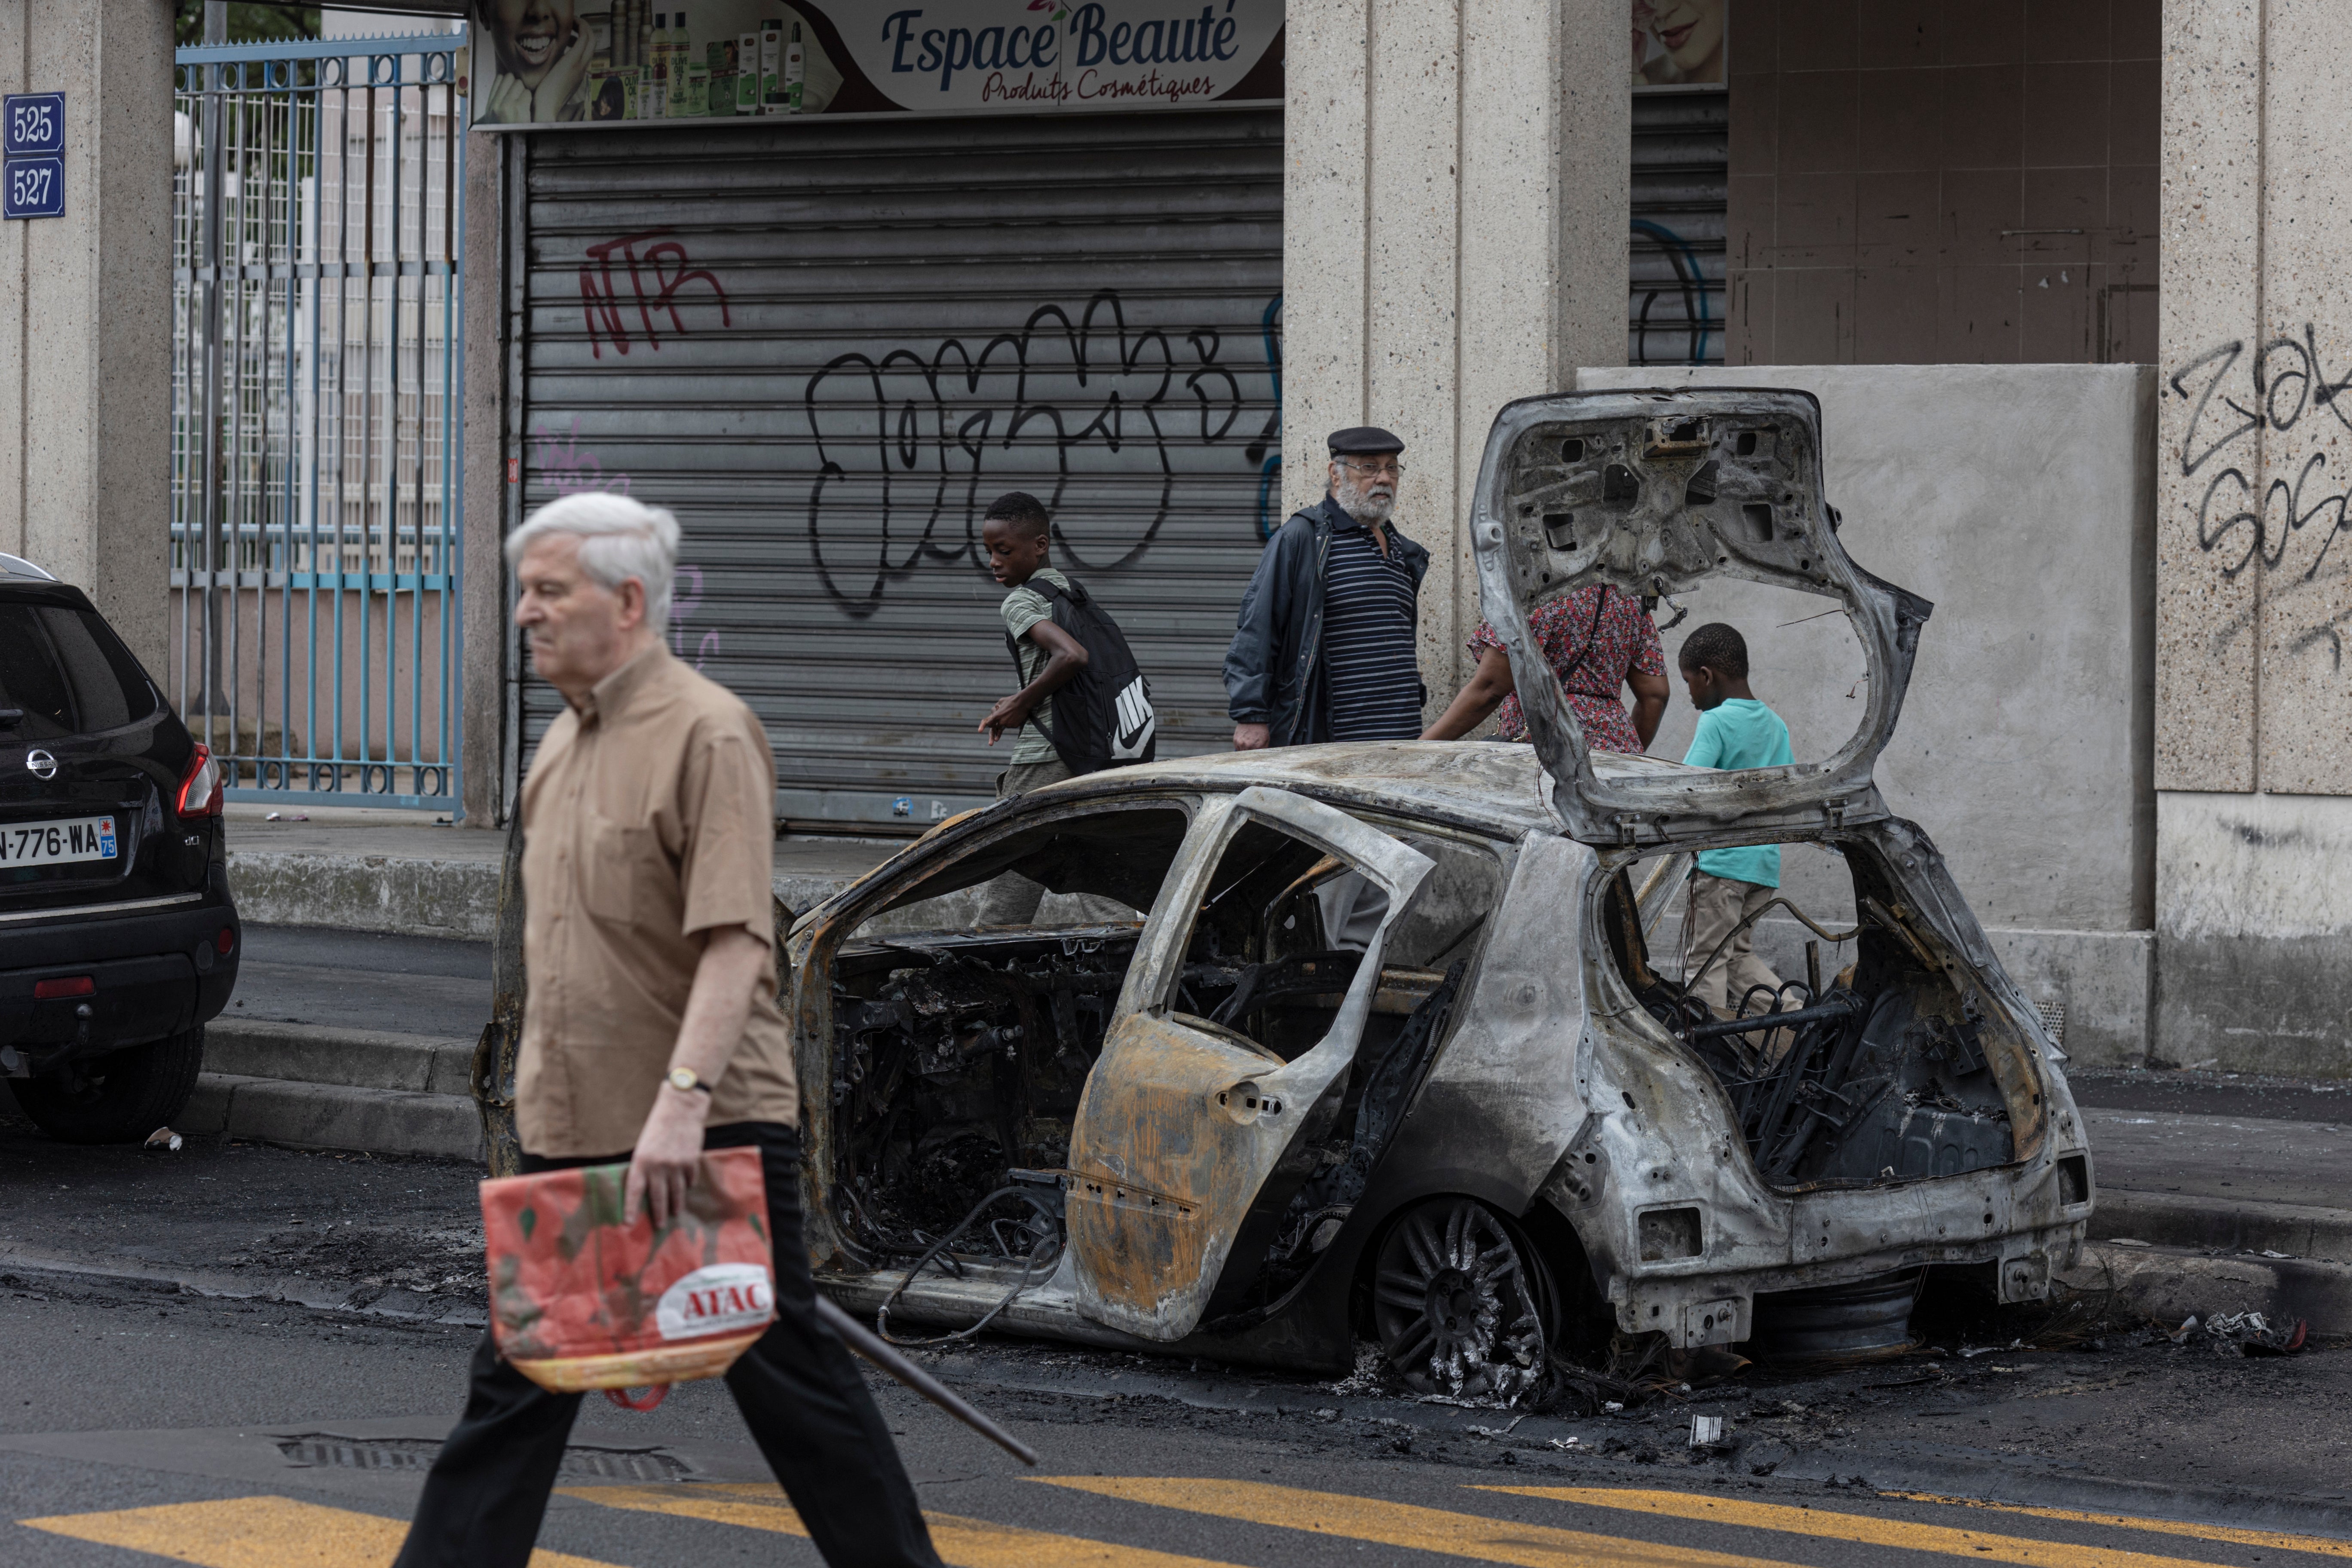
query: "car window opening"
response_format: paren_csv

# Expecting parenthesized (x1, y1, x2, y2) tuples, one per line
(823, 803, 1505, 1321)
(1603, 843, 2024, 1192)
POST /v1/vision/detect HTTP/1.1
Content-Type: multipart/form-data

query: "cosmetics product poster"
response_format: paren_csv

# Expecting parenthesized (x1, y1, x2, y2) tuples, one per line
(468, 0, 1285, 127)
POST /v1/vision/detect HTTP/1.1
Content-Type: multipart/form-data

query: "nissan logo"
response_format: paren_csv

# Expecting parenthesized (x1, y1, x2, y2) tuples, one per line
(25, 749, 55, 780)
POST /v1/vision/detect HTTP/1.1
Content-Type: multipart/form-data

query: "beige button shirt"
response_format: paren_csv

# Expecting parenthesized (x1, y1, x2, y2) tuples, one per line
(516, 645, 796, 1157)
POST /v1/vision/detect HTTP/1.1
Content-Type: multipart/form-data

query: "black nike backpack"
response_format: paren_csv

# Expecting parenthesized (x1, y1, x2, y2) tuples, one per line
(1004, 576, 1157, 775)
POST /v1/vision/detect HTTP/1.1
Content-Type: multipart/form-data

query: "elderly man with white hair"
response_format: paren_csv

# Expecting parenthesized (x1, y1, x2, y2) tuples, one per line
(395, 494, 941, 1568)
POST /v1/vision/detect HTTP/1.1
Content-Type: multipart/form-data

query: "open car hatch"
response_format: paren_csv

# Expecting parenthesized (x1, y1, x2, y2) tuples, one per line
(1468, 389, 1933, 847)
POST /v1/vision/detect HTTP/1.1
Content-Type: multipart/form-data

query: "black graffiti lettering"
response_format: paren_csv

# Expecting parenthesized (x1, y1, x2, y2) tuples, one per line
(802, 288, 1277, 614)
(2259, 450, 2340, 574)
(2259, 335, 2312, 433)
(2303, 323, 2352, 432)
(2196, 467, 2261, 576)
(2172, 327, 2352, 673)
(2171, 340, 2259, 477)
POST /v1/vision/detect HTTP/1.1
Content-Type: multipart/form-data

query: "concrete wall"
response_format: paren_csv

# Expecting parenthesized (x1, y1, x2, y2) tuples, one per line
(1724, 0, 2160, 367)
(0, 0, 173, 672)
(1284, 0, 1629, 708)
(2152, 0, 2352, 1076)
(1577, 363, 2157, 1067)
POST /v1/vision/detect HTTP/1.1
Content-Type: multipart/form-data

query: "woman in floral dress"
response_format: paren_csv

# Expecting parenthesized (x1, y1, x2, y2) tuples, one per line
(1420, 584, 1669, 751)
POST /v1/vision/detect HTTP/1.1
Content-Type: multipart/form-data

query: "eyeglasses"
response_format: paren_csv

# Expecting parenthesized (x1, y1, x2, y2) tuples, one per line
(1338, 458, 1405, 478)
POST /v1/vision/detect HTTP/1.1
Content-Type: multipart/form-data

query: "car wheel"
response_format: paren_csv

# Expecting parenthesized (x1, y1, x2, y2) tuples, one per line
(9, 1026, 206, 1145)
(1372, 1196, 1552, 1404)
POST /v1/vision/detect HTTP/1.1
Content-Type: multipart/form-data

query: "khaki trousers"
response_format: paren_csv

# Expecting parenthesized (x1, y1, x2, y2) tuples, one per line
(1686, 872, 1784, 1016)
(974, 756, 1077, 926)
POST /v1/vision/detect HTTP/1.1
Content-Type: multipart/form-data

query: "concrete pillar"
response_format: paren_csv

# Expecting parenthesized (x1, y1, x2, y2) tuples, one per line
(461, 123, 504, 827)
(1283, 0, 1627, 708)
(0, 0, 173, 674)
(2155, 0, 2352, 1073)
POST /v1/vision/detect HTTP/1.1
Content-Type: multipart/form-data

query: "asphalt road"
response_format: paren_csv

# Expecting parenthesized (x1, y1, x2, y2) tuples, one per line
(0, 1100, 2349, 1566)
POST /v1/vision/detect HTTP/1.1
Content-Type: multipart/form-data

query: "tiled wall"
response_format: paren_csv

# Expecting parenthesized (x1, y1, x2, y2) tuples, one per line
(1725, 0, 2159, 364)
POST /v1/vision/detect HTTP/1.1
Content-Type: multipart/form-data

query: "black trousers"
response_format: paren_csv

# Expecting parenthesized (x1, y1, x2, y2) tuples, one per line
(395, 1122, 941, 1568)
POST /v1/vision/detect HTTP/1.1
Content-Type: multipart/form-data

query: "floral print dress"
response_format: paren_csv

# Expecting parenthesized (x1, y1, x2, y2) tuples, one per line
(1467, 585, 1666, 753)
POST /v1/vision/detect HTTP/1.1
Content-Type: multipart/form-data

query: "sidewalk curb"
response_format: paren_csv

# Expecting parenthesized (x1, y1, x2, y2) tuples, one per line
(0, 1251, 486, 1329)
(2066, 1238, 2352, 1335)
(224, 849, 890, 940)
(183, 1073, 485, 1163)
(228, 848, 499, 940)
(2097, 1188, 2352, 1265)
(203, 1019, 476, 1097)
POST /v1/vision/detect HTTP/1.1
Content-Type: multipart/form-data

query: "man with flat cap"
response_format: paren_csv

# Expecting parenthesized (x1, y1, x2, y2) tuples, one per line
(1225, 426, 1431, 750)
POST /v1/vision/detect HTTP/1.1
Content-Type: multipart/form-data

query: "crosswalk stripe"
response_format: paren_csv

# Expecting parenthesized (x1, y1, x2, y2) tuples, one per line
(1885, 1493, 2352, 1560)
(1037, 1476, 1808, 1567)
(16, 1495, 620, 1567)
(1484, 1485, 2266, 1568)
(563, 1481, 1250, 1567)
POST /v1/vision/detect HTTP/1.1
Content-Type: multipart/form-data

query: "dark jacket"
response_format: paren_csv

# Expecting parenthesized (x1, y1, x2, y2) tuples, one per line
(1223, 494, 1432, 747)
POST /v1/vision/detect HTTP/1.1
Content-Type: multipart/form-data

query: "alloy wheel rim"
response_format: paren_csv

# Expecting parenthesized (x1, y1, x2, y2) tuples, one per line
(1374, 1198, 1546, 1403)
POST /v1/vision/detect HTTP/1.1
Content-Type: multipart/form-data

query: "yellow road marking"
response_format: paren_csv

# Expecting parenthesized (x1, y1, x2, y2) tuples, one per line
(1036, 1476, 1810, 1567)
(1886, 1493, 2352, 1560)
(1485, 1485, 2278, 1568)
(17, 1494, 619, 1567)
(565, 1481, 1247, 1567)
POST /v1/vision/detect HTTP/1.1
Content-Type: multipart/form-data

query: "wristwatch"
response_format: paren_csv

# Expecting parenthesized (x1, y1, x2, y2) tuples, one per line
(667, 1066, 713, 1096)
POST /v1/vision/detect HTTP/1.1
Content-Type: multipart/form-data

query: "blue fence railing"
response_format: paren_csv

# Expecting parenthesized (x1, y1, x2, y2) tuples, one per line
(170, 31, 467, 812)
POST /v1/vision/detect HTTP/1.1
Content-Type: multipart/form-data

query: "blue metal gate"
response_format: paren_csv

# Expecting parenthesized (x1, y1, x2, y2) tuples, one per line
(171, 31, 466, 812)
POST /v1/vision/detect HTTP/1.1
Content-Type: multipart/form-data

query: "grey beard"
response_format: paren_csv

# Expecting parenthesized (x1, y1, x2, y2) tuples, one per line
(1335, 479, 1395, 524)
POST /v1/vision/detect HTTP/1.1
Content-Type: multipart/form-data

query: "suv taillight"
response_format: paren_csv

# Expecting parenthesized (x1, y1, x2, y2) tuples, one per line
(177, 744, 222, 818)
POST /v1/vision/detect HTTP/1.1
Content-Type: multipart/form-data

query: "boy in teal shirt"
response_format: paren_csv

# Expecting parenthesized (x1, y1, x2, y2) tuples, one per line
(1677, 622, 1795, 1016)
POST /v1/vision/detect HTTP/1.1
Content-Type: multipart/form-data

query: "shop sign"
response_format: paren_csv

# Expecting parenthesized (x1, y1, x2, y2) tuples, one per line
(470, 0, 1284, 129)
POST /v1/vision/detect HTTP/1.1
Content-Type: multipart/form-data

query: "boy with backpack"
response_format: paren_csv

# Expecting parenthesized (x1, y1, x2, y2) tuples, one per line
(1677, 621, 1795, 1016)
(974, 491, 1155, 922)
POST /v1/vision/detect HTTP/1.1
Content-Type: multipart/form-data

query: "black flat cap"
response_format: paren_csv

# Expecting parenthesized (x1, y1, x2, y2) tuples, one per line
(1327, 425, 1405, 457)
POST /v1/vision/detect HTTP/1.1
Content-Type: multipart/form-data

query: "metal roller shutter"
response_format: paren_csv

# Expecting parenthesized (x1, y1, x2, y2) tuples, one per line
(511, 109, 1283, 829)
(1629, 89, 1726, 366)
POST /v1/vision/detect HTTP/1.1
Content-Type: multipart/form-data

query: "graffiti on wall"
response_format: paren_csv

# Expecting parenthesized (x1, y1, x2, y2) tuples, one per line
(802, 289, 1280, 618)
(581, 228, 733, 360)
(2171, 331, 2352, 670)
(524, 417, 722, 669)
(531, 416, 632, 496)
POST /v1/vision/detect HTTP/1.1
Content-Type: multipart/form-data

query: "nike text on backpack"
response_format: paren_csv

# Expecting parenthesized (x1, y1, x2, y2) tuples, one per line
(1005, 576, 1156, 774)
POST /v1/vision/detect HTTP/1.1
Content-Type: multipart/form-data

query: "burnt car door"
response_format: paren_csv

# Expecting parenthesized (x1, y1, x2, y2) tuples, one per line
(1064, 785, 1434, 1342)
(1468, 388, 1931, 846)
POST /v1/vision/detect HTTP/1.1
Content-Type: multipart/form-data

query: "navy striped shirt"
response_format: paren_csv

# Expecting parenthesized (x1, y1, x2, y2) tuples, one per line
(1321, 521, 1422, 741)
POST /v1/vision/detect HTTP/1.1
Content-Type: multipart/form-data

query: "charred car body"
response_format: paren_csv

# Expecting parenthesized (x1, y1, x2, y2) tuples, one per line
(790, 390, 2095, 1398)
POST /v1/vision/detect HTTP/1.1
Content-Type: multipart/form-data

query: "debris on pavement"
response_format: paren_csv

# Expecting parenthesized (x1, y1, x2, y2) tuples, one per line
(2204, 1311, 2309, 1357)
(142, 1127, 182, 1152)
(1690, 1414, 1726, 1448)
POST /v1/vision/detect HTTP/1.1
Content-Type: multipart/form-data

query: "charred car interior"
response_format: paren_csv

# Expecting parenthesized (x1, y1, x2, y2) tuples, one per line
(1605, 846, 2026, 1193)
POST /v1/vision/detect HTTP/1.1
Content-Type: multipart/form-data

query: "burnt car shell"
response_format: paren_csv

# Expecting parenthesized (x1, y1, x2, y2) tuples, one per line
(789, 390, 2094, 1387)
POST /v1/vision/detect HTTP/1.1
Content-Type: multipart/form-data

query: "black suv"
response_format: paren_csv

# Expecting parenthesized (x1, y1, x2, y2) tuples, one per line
(0, 552, 238, 1142)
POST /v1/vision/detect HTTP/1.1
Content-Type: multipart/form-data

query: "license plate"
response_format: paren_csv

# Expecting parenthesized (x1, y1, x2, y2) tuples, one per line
(0, 816, 117, 867)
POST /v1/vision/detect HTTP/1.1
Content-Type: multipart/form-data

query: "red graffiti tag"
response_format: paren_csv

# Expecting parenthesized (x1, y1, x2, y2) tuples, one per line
(581, 228, 732, 359)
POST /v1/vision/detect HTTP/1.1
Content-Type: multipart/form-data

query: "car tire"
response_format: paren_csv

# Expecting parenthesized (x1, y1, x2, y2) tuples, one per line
(1372, 1196, 1554, 1404)
(9, 1026, 206, 1145)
